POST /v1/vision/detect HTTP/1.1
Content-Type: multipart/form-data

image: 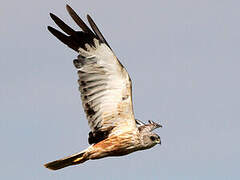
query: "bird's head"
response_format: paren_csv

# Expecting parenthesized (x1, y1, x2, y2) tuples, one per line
(138, 120, 162, 149)
(142, 132, 161, 148)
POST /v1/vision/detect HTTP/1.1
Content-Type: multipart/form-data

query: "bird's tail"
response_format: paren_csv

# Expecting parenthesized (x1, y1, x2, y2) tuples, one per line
(44, 150, 87, 170)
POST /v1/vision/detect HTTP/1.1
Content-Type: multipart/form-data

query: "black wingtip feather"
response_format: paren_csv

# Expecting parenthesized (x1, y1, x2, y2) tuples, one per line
(66, 4, 94, 35)
(47, 26, 79, 51)
(49, 13, 75, 35)
(48, 5, 111, 51)
(87, 15, 111, 49)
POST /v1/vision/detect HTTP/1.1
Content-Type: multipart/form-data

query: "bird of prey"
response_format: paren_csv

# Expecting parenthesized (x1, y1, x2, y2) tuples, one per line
(44, 5, 162, 170)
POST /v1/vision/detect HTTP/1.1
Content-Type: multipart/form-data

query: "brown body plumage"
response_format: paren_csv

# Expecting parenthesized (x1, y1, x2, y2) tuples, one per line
(44, 5, 162, 170)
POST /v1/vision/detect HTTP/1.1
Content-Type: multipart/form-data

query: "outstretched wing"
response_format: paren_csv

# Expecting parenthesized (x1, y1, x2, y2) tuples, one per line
(48, 5, 137, 143)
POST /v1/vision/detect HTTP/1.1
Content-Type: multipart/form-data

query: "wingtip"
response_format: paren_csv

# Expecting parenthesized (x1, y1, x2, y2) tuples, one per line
(148, 120, 163, 128)
(47, 26, 58, 36)
(66, 4, 71, 12)
(47, 26, 54, 32)
(86, 14, 92, 21)
(49, 12, 54, 17)
(49, 13, 57, 21)
(47, 26, 52, 31)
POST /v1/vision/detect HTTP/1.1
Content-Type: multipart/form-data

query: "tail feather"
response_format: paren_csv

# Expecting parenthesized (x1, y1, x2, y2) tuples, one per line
(44, 151, 86, 170)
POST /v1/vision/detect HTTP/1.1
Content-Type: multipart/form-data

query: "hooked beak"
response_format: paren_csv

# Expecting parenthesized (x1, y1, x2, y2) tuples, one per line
(156, 138, 161, 145)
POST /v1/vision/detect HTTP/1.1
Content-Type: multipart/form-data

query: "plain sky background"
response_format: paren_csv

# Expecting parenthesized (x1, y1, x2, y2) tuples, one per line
(1, 0, 239, 179)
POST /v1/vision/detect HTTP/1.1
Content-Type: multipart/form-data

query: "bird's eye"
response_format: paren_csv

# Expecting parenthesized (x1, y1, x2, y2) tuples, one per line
(150, 136, 156, 141)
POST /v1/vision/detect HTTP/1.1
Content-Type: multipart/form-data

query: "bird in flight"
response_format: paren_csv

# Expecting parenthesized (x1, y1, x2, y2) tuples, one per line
(44, 5, 162, 170)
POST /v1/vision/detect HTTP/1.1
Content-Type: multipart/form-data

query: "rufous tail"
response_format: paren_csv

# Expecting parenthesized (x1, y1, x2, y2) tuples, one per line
(44, 151, 87, 170)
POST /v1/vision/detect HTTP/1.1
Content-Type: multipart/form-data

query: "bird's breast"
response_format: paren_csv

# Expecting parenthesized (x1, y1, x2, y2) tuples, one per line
(88, 131, 141, 159)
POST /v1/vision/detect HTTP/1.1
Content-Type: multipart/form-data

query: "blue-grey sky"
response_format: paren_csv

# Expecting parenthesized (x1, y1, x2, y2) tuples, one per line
(1, 0, 240, 179)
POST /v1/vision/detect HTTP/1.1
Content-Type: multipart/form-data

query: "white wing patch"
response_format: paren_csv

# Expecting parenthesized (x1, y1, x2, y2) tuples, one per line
(74, 39, 136, 135)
